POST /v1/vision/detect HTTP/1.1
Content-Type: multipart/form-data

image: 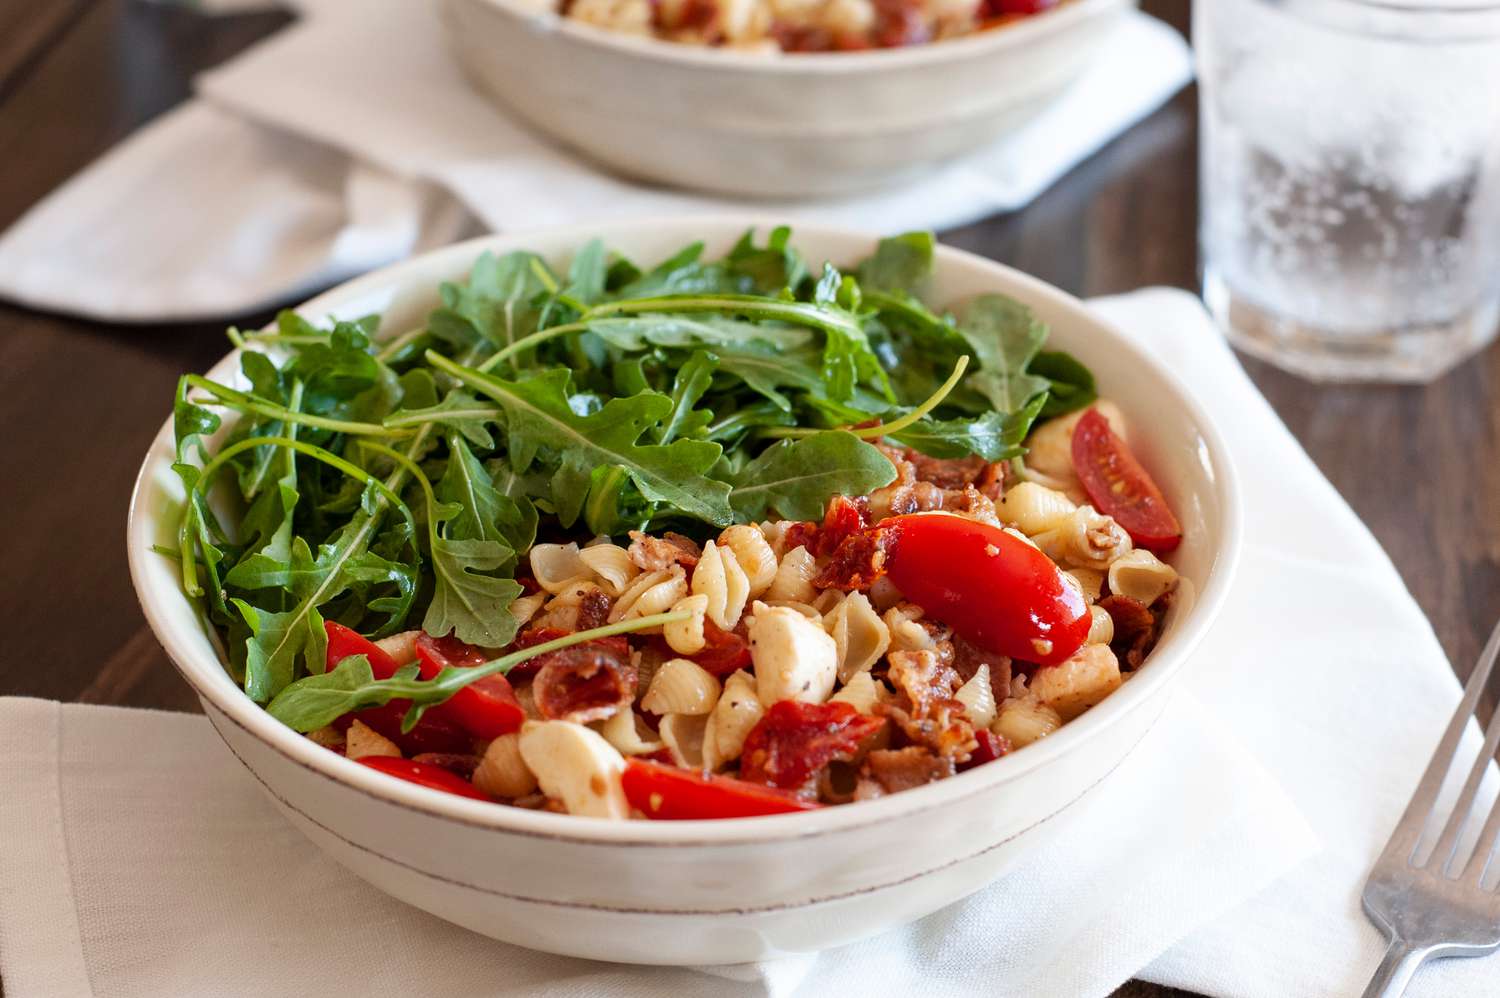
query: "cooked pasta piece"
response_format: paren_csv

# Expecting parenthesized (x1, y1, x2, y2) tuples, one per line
(996, 481, 1077, 535)
(756, 520, 800, 559)
(822, 591, 891, 682)
(1086, 604, 1115, 645)
(955, 664, 997, 729)
(508, 591, 548, 628)
(662, 593, 710, 655)
(884, 603, 936, 653)
(748, 602, 838, 706)
(761, 600, 823, 619)
(641, 658, 722, 716)
(609, 566, 688, 623)
(1029, 644, 1122, 721)
(810, 588, 844, 615)
(373, 630, 420, 667)
(518, 720, 630, 819)
(579, 542, 639, 597)
(691, 540, 751, 630)
(472, 733, 538, 798)
(993, 696, 1061, 748)
(1106, 549, 1179, 606)
(867, 577, 904, 613)
(596, 707, 664, 757)
(535, 580, 611, 631)
(828, 670, 885, 715)
(345, 719, 400, 760)
(306, 725, 345, 752)
(718, 524, 778, 597)
(529, 542, 589, 594)
(659, 713, 710, 769)
(702, 669, 764, 771)
(1066, 568, 1105, 604)
(1030, 505, 1133, 571)
(763, 545, 818, 604)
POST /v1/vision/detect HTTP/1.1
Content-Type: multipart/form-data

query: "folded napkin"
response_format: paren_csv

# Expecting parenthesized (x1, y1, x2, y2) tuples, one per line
(0, 3, 1191, 321)
(3, 289, 1491, 997)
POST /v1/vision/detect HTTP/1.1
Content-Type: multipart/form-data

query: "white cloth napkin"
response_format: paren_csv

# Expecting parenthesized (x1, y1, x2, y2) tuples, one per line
(0, 3, 1191, 322)
(3, 289, 1492, 997)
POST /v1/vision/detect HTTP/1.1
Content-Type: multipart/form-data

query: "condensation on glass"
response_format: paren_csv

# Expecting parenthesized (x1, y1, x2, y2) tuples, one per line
(1196, 0, 1500, 382)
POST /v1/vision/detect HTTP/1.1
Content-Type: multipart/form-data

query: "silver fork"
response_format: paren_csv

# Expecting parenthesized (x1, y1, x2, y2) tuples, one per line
(1361, 620, 1500, 997)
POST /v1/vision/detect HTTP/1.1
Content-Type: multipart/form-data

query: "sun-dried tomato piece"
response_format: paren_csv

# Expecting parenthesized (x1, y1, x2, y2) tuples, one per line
(780, 520, 820, 555)
(532, 643, 637, 724)
(813, 521, 899, 591)
(739, 700, 886, 793)
(854, 746, 953, 799)
(812, 495, 871, 557)
(1097, 594, 1161, 670)
(508, 627, 630, 679)
(410, 752, 483, 778)
(687, 619, 753, 677)
(957, 730, 1009, 772)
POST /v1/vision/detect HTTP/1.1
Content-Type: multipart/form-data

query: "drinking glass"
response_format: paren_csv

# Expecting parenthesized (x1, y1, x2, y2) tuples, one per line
(1196, 0, 1500, 382)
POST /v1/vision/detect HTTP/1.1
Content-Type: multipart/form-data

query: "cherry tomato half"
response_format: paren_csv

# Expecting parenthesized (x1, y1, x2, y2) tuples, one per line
(882, 513, 1089, 666)
(325, 620, 400, 679)
(621, 759, 821, 820)
(355, 756, 491, 801)
(414, 633, 525, 740)
(324, 621, 471, 755)
(1070, 407, 1182, 553)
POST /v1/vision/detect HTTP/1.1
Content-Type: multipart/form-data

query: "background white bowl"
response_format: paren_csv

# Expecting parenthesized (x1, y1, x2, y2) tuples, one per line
(440, 0, 1134, 197)
(127, 218, 1240, 965)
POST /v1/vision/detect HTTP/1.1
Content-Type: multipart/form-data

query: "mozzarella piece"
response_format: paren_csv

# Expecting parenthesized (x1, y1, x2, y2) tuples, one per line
(748, 602, 838, 706)
(517, 720, 630, 819)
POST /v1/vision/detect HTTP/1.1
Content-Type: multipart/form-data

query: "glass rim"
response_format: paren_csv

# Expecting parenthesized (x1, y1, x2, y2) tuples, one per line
(1259, 0, 1500, 40)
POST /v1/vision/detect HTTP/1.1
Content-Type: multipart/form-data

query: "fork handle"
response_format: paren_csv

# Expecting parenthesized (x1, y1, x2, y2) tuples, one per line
(1361, 939, 1434, 998)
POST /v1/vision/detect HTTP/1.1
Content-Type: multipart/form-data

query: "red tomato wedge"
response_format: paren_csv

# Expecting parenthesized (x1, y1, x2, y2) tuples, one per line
(621, 759, 821, 819)
(739, 700, 886, 791)
(355, 756, 491, 801)
(324, 622, 472, 755)
(687, 619, 753, 677)
(1070, 408, 1182, 553)
(325, 620, 400, 678)
(882, 513, 1089, 666)
(414, 633, 526, 740)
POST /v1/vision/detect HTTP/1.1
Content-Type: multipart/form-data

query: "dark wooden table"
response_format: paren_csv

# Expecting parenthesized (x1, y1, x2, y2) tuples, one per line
(3, 2, 1496, 996)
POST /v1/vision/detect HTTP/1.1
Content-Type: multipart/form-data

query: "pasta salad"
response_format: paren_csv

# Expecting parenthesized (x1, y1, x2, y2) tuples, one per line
(549, 0, 1059, 52)
(166, 228, 1182, 819)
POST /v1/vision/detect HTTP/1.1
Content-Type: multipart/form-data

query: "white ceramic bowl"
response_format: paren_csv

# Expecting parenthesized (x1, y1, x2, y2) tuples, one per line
(128, 218, 1240, 965)
(439, 0, 1134, 197)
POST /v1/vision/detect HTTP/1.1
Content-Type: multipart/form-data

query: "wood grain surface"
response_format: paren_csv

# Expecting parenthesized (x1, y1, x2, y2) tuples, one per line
(2, 2, 1495, 995)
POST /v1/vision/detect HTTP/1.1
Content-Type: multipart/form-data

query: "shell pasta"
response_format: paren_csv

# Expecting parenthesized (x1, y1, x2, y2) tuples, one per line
(183, 230, 1185, 821)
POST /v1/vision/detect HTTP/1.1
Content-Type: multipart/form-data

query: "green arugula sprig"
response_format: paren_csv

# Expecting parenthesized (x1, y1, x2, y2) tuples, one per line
(167, 228, 1096, 712)
(267, 609, 691, 733)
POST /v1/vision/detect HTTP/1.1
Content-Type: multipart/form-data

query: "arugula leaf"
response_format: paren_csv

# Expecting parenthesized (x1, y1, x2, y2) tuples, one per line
(658, 350, 716, 445)
(857, 231, 934, 294)
(428, 353, 734, 527)
(383, 389, 502, 449)
(434, 250, 556, 349)
(890, 395, 1046, 461)
(724, 225, 808, 293)
(728, 431, 896, 521)
(713, 343, 825, 411)
(955, 294, 1051, 415)
(566, 239, 608, 305)
(233, 593, 327, 702)
(424, 535, 525, 646)
(584, 315, 812, 352)
(1031, 350, 1097, 419)
(267, 612, 690, 733)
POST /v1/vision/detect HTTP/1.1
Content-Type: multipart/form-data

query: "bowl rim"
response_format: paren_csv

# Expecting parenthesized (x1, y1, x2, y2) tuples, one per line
(127, 215, 1243, 847)
(457, 0, 1131, 74)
